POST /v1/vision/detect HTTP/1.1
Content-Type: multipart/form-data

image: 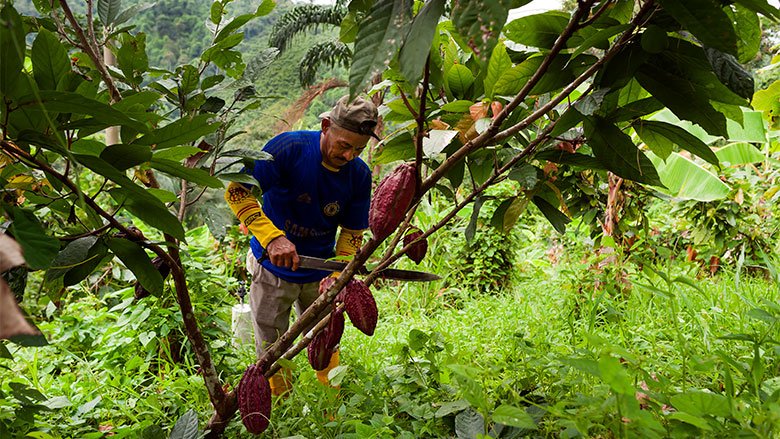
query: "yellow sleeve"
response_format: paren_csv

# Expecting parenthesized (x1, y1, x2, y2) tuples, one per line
(224, 182, 285, 248)
(330, 227, 364, 278)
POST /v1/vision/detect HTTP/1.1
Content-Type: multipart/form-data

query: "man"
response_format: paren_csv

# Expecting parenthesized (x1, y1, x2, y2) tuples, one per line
(225, 95, 378, 396)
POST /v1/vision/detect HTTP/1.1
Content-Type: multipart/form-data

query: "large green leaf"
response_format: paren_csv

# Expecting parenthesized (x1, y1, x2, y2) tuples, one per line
(584, 117, 662, 185)
(648, 152, 729, 201)
(100, 144, 153, 170)
(0, 6, 26, 96)
(729, 6, 761, 63)
(116, 33, 149, 87)
(733, 0, 780, 21)
(609, 97, 664, 123)
(62, 240, 109, 287)
(31, 30, 71, 91)
(451, 0, 517, 62)
(492, 405, 536, 429)
(633, 120, 719, 165)
(110, 188, 186, 241)
(45, 237, 99, 284)
(532, 196, 570, 234)
(726, 111, 766, 143)
(484, 42, 512, 99)
(670, 391, 731, 418)
(536, 150, 606, 170)
(349, 0, 412, 96)
(372, 132, 416, 164)
(215, 14, 258, 44)
(715, 142, 765, 165)
(150, 158, 224, 188)
(636, 64, 728, 137)
(490, 197, 528, 233)
(398, 0, 445, 85)
(657, 0, 738, 56)
(16, 91, 148, 133)
(132, 114, 220, 150)
(97, 0, 121, 25)
(106, 238, 163, 297)
(504, 11, 569, 50)
(445, 64, 474, 99)
(10, 208, 59, 270)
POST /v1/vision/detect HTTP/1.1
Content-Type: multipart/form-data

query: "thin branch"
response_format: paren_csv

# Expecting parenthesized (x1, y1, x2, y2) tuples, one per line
(58, 0, 121, 102)
(414, 55, 431, 197)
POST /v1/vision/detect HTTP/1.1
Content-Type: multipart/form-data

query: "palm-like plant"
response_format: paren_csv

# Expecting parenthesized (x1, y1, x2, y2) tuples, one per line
(268, 4, 350, 87)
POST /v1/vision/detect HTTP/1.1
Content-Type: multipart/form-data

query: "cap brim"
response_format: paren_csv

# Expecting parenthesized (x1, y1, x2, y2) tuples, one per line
(319, 111, 331, 119)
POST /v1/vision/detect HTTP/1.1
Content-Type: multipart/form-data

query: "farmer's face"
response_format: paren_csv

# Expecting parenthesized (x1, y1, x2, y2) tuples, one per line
(320, 119, 371, 169)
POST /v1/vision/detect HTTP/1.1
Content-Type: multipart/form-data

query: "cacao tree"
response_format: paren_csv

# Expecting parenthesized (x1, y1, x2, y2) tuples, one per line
(2, 0, 779, 436)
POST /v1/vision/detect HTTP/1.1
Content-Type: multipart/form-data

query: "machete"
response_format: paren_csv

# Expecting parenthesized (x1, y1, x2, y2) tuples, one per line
(297, 255, 441, 282)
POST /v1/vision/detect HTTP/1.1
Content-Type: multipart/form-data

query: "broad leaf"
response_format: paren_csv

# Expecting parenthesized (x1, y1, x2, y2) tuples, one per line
(446, 65, 475, 99)
(729, 6, 761, 63)
(169, 409, 199, 439)
(62, 240, 109, 287)
(423, 130, 459, 157)
(45, 237, 99, 283)
(484, 43, 512, 99)
(609, 97, 664, 123)
(633, 120, 719, 165)
(31, 30, 71, 91)
(150, 158, 224, 188)
(670, 391, 731, 418)
(726, 111, 765, 143)
(532, 196, 570, 234)
(220, 148, 273, 162)
(349, 0, 412, 96)
(648, 152, 729, 201)
(598, 355, 634, 395)
(100, 144, 153, 170)
(154, 146, 205, 162)
(16, 91, 148, 133)
(451, 0, 517, 62)
(733, 0, 780, 21)
(132, 114, 220, 150)
(107, 238, 164, 296)
(399, 0, 445, 85)
(216, 172, 259, 186)
(715, 142, 765, 165)
(0, 6, 25, 96)
(97, 0, 121, 25)
(9, 208, 59, 270)
(113, 3, 156, 27)
(110, 189, 186, 241)
(583, 117, 662, 185)
(704, 48, 754, 101)
(504, 11, 569, 50)
(492, 405, 536, 429)
(454, 408, 484, 439)
(491, 196, 527, 233)
(536, 150, 606, 170)
(215, 14, 258, 44)
(657, 0, 738, 56)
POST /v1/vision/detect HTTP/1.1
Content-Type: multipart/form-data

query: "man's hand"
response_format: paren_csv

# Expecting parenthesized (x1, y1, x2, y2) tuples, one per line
(266, 236, 300, 270)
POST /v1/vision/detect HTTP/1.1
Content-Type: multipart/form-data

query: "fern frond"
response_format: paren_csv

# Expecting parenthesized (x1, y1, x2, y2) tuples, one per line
(269, 5, 346, 53)
(298, 41, 352, 88)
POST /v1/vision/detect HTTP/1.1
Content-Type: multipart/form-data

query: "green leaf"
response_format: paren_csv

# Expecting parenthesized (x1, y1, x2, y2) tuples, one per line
(132, 114, 220, 150)
(726, 111, 765, 143)
(31, 30, 71, 91)
(715, 142, 764, 165)
(570, 24, 630, 60)
(635, 64, 728, 137)
(113, 3, 155, 27)
(399, 0, 445, 85)
(704, 47, 754, 101)
(491, 196, 527, 233)
(97, 0, 122, 25)
(441, 99, 474, 112)
(16, 91, 148, 133)
(154, 146, 204, 162)
(107, 238, 164, 296)
(45, 236, 99, 283)
(492, 405, 536, 429)
(150, 158, 223, 188)
(609, 97, 664, 123)
(169, 409, 199, 439)
(349, 0, 412, 96)
(633, 120, 719, 165)
(484, 42, 512, 99)
(215, 172, 259, 186)
(100, 144, 153, 170)
(667, 412, 712, 430)
(537, 150, 606, 170)
(729, 6, 761, 63)
(455, 408, 484, 439)
(117, 33, 149, 87)
(215, 14, 258, 44)
(733, 0, 780, 21)
(373, 132, 415, 164)
(446, 64, 474, 99)
(504, 11, 569, 50)
(256, 0, 275, 16)
(0, 6, 25, 96)
(647, 152, 730, 201)
(670, 391, 731, 418)
(62, 240, 109, 287)
(10, 208, 59, 270)
(507, 164, 538, 189)
(598, 355, 634, 395)
(219, 148, 273, 162)
(465, 196, 485, 243)
(583, 117, 662, 185)
(452, 0, 513, 62)
(532, 196, 570, 234)
(657, 0, 738, 55)
(109, 188, 186, 241)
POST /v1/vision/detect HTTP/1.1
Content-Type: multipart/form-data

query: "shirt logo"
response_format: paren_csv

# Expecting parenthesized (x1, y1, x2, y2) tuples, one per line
(297, 192, 312, 204)
(323, 201, 340, 217)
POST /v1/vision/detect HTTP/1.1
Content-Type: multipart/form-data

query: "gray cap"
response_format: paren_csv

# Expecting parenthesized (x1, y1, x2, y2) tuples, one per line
(320, 95, 380, 140)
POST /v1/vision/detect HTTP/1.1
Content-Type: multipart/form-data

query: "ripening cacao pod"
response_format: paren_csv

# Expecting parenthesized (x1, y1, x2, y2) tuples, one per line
(238, 364, 272, 434)
(308, 329, 332, 371)
(134, 256, 170, 300)
(340, 279, 378, 336)
(403, 229, 428, 264)
(369, 163, 416, 240)
(326, 308, 345, 350)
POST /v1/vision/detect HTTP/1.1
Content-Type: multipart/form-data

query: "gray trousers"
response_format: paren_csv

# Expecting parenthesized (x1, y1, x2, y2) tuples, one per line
(246, 252, 327, 358)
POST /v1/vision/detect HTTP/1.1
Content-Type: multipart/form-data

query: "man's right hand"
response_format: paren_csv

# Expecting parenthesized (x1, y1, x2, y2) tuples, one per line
(266, 236, 300, 270)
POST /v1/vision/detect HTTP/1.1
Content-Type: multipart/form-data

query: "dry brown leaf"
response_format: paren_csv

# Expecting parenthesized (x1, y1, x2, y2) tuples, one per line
(0, 233, 25, 272)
